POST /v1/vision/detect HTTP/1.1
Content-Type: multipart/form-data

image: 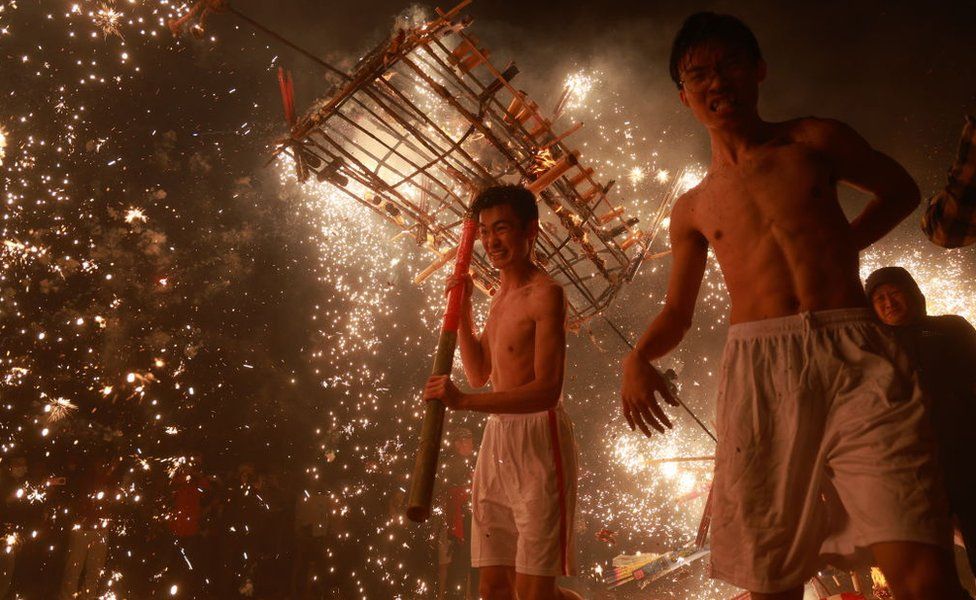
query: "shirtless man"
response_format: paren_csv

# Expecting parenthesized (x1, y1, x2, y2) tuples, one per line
(620, 12, 970, 600)
(424, 185, 581, 600)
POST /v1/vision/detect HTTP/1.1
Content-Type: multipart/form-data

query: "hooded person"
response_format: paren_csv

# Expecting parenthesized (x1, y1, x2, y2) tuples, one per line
(866, 266, 976, 586)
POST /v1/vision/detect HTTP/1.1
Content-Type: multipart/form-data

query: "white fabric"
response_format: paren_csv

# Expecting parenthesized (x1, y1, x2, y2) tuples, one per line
(470, 405, 578, 577)
(710, 308, 951, 593)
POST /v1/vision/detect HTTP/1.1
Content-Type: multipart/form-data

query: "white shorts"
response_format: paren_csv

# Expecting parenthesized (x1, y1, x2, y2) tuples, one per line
(710, 309, 952, 593)
(471, 405, 578, 577)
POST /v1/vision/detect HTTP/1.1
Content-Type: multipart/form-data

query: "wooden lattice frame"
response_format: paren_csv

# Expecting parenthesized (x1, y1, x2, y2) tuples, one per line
(273, 1, 673, 326)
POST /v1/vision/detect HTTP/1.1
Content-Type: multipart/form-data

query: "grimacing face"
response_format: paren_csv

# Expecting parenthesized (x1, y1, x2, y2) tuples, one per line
(478, 204, 537, 270)
(871, 282, 916, 326)
(678, 41, 766, 130)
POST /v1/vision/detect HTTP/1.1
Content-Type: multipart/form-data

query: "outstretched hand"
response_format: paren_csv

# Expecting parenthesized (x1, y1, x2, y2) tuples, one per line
(424, 374, 464, 409)
(620, 351, 678, 437)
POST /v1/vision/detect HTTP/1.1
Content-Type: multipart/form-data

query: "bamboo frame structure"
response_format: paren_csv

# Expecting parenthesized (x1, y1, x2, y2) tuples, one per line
(271, 2, 677, 326)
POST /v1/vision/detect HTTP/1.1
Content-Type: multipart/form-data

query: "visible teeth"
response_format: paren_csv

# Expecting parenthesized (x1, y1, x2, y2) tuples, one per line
(710, 97, 735, 111)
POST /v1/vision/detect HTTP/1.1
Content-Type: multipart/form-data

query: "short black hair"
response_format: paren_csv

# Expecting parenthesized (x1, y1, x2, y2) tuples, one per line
(470, 185, 538, 226)
(669, 12, 762, 89)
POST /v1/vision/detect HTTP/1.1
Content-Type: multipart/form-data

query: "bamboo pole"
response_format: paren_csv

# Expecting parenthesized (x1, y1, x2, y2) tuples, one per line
(406, 215, 478, 523)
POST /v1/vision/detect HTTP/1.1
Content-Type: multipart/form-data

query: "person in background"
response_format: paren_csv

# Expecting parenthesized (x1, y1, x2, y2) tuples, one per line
(168, 455, 214, 596)
(866, 266, 976, 593)
(59, 456, 119, 600)
(437, 426, 478, 600)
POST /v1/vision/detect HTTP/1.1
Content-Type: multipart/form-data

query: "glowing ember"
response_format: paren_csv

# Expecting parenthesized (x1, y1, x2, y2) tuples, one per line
(629, 166, 646, 185)
(563, 70, 597, 113)
(676, 166, 706, 194)
(94, 4, 124, 39)
(871, 566, 893, 598)
(124, 207, 148, 224)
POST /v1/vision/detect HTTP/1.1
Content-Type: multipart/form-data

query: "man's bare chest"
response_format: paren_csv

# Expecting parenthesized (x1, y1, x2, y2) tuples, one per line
(485, 297, 535, 357)
(695, 147, 834, 237)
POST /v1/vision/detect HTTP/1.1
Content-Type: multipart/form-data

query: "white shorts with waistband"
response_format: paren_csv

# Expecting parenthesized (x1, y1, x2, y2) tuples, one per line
(709, 308, 952, 593)
(471, 405, 578, 577)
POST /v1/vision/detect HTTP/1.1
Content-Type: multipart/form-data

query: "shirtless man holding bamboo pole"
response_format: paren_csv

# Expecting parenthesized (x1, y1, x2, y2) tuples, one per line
(424, 185, 581, 600)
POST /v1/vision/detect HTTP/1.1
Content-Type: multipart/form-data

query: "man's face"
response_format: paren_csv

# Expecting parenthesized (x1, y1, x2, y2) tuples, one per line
(678, 41, 765, 129)
(478, 204, 536, 270)
(871, 283, 917, 326)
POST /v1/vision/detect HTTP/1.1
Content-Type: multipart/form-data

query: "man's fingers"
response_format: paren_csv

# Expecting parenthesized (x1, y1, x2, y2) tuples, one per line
(621, 402, 635, 431)
(648, 398, 673, 429)
(661, 387, 680, 407)
(635, 401, 664, 435)
(632, 410, 655, 437)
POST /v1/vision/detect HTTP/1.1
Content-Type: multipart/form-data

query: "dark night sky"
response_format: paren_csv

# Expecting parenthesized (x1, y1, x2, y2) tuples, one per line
(237, 0, 976, 193)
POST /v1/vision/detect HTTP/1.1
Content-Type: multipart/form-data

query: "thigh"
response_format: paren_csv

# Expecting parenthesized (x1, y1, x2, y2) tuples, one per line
(710, 338, 829, 591)
(827, 372, 950, 548)
(871, 540, 961, 597)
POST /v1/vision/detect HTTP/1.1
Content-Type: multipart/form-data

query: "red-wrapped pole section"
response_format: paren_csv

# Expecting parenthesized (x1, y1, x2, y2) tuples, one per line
(407, 216, 478, 522)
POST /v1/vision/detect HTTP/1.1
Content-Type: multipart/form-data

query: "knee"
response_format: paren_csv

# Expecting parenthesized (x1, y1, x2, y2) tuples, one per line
(479, 576, 513, 600)
(886, 563, 965, 600)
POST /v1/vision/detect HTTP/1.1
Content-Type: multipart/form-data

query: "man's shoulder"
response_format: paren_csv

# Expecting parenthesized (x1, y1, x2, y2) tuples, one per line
(529, 275, 565, 302)
(787, 116, 861, 146)
(927, 314, 976, 337)
(669, 190, 709, 239)
(526, 274, 566, 313)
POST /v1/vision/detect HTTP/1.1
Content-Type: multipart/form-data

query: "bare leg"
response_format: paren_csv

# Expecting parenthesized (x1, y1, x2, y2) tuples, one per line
(747, 587, 804, 600)
(479, 566, 516, 600)
(515, 573, 582, 600)
(872, 541, 973, 599)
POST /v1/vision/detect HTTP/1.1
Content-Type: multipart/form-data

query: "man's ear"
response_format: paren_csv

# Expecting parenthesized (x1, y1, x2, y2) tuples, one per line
(527, 218, 540, 247)
(756, 58, 767, 84)
(679, 87, 690, 108)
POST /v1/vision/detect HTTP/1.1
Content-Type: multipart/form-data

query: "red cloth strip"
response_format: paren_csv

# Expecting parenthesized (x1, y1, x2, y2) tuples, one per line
(547, 409, 569, 576)
(277, 66, 295, 127)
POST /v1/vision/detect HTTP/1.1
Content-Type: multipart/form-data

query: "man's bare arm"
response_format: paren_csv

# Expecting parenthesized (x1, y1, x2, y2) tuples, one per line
(451, 275, 492, 388)
(633, 197, 709, 362)
(461, 284, 566, 414)
(620, 197, 708, 436)
(812, 118, 920, 250)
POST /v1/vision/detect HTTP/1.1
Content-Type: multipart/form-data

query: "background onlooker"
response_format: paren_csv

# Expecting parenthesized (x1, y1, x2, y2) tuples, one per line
(867, 266, 976, 593)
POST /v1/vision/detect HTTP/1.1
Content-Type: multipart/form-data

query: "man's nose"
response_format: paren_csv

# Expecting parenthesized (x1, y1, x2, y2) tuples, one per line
(708, 70, 732, 91)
